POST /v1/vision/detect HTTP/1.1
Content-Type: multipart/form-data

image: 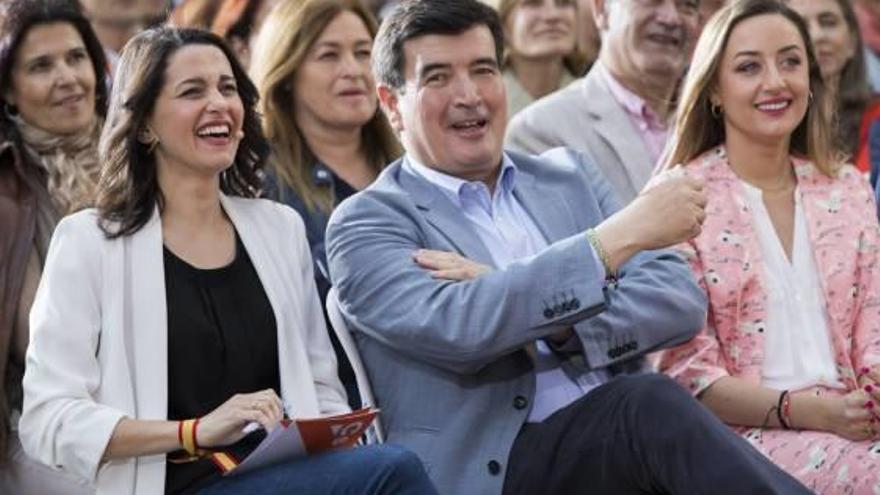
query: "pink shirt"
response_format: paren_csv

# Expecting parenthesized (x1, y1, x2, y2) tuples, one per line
(596, 63, 669, 166)
(656, 146, 880, 397)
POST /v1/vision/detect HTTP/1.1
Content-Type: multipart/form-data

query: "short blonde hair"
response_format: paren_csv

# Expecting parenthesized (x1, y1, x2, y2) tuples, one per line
(666, 0, 838, 175)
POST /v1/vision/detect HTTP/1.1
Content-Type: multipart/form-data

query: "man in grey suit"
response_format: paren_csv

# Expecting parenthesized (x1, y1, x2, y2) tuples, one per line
(505, 0, 701, 203)
(326, 1, 810, 494)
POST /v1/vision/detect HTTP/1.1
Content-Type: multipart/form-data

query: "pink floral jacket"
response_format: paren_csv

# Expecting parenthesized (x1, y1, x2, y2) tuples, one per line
(657, 145, 880, 396)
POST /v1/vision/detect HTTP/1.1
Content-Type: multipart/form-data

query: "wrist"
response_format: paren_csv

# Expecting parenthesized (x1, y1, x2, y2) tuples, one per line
(179, 418, 201, 454)
(593, 221, 640, 274)
(790, 394, 827, 432)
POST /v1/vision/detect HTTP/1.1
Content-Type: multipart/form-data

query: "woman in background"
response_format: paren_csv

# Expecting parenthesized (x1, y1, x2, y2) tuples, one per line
(0, 0, 107, 492)
(788, 0, 877, 174)
(497, 0, 584, 119)
(251, 0, 400, 404)
(169, 0, 280, 68)
(658, 1, 880, 492)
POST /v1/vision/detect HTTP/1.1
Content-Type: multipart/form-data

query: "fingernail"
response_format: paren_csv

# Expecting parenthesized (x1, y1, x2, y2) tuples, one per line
(862, 367, 872, 375)
(866, 401, 875, 409)
(866, 385, 874, 393)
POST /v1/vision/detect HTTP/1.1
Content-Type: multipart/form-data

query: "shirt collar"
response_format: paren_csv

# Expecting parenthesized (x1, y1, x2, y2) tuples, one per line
(404, 153, 518, 206)
(596, 62, 667, 131)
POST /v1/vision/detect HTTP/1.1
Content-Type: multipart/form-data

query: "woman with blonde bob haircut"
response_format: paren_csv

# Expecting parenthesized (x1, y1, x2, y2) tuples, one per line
(251, 0, 400, 403)
(657, 0, 880, 491)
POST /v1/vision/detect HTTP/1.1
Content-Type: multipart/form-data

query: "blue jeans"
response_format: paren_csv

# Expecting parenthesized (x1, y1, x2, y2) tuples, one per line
(197, 444, 437, 495)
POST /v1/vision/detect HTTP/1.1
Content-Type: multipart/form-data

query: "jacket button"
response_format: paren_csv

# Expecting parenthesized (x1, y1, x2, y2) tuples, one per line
(488, 460, 501, 475)
(543, 308, 555, 319)
(513, 395, 528, 410)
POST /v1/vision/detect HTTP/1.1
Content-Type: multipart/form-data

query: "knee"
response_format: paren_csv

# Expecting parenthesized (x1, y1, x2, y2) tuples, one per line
(361, 444, 436, 493)
(369, 444, 426, 476)
(624, 374, 699, 415)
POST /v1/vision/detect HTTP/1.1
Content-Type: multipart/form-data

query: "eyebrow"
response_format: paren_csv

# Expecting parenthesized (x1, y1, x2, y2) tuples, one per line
(21, 46, 86, 66)
(418, 56, 498, 77)
(313, 39, 373, 49)
(174, 74, 236, 90)
(472, 57, 499, 68)
(418, 62, 450, 79)
(733, 44, 802, 58)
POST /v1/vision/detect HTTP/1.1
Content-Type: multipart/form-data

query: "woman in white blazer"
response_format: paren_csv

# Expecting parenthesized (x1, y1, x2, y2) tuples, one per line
(18, 26, 436, 495)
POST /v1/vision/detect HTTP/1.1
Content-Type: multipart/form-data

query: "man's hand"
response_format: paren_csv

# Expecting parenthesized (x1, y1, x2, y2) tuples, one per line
(593, 170, 707, 273)
(413, 249, 492, 280)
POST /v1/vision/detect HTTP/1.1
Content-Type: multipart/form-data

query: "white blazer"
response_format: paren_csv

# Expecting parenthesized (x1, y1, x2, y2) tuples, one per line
(19, 195, 350, 495)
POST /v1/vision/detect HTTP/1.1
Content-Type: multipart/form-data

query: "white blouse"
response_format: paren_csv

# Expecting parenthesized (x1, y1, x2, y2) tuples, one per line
(740, 181, 843, 391)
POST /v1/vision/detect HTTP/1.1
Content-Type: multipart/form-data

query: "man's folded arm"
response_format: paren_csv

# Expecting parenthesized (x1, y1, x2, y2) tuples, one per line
(326, 192, 609, 375)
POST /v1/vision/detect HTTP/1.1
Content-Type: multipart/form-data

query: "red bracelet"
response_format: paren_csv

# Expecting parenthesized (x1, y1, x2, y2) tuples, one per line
(776, 390, 791, 430)
(782, 393, 793, 429)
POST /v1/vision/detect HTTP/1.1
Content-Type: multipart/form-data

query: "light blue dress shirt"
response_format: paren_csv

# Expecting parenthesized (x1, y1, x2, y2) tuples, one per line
(405, 153, 611, 422)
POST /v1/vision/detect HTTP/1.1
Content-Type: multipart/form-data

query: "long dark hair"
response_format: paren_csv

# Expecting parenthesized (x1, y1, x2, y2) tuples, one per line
(96, 27, 269, 238)
(0, 0, 109, 135)
(826, 0, 872, 157)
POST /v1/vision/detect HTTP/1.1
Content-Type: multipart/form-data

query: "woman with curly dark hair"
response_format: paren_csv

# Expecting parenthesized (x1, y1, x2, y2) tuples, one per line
(18, 25, 435, 495)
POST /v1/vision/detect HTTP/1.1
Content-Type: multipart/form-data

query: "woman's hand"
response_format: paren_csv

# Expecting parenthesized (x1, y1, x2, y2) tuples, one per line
(817, 389, 876, 441)
(197, 389, 284, 448)
(413, 249, 491, 281)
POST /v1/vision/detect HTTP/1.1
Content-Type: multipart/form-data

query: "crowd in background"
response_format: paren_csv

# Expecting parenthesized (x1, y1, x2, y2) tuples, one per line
(5, 0, 880, 494)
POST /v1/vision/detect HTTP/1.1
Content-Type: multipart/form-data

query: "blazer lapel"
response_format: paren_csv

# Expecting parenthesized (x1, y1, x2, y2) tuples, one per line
(795, 162, 855, 386)
(511, 161, 580, 243)
(581, 70, 654, 194)
(221, 194, 322, 417)
(126, 207, 168, 419)
(398, 164, 497, 267)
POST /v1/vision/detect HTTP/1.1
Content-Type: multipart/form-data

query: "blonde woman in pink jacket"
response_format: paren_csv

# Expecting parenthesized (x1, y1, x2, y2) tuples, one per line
(657, 0, 880, 493)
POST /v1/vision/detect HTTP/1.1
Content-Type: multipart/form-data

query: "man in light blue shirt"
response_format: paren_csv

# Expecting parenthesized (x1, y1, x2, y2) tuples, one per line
(326, 1, 812, 494)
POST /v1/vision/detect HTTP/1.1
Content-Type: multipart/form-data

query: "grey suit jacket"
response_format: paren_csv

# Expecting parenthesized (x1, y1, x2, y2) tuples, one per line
(505, 66, 656, 203)
(325, 148, 706, 495)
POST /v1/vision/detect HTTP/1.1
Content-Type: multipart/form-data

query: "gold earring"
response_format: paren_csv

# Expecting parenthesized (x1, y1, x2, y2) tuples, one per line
(138, 127, 159, 154)
(710, 102, 722, 119)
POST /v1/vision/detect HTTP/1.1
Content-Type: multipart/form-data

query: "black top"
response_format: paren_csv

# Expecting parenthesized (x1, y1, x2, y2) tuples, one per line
(263, 163, 359, 407)
(163, 233, 280, 495)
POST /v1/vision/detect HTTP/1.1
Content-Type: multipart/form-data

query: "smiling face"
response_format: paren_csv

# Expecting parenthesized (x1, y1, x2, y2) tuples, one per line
(787, 0, 856, 86)
(5, 22, 97, 135)
(147, 44, 244, 181)
(293, 10, 377, 132)
(506, 0, 577, 60)
(597, 0, 700, 83)
(378, 26, 507, 183)
(713, 13, 811, 147)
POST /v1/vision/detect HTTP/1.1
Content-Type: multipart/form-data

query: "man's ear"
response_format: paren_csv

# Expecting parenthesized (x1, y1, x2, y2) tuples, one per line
(377, 83, 404, 133)
(592, 0, 610, 31)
